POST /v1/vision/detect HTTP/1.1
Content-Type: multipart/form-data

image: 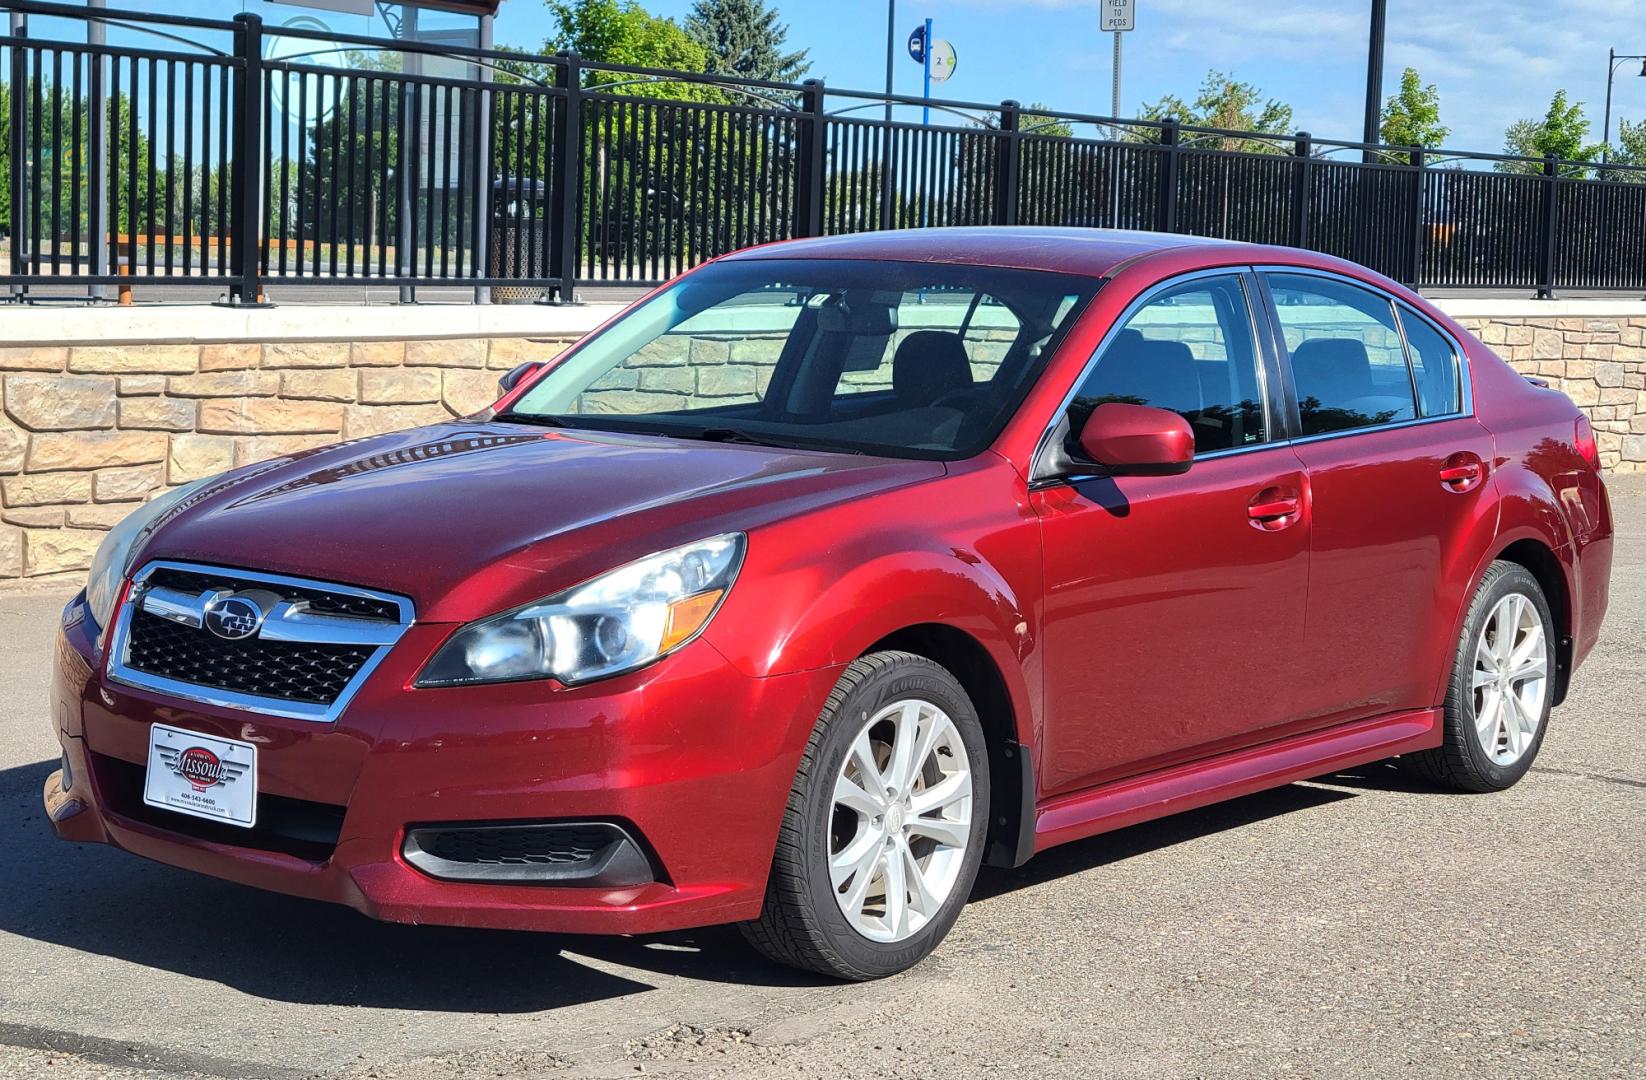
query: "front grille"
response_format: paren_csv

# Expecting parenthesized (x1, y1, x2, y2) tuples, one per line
(126, 608, 373, 705)
(144, 566, 401, 621)
(110, 561, 412, 721)
(417, 824, 612, 867)
(91, 752, 346, 862)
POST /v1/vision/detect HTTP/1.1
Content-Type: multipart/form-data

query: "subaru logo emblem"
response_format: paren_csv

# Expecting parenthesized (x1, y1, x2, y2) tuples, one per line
(204, 594, 266, 641)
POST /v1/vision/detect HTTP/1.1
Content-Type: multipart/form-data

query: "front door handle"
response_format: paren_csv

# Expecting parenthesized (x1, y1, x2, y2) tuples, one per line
(1247, 486, 1303, 531)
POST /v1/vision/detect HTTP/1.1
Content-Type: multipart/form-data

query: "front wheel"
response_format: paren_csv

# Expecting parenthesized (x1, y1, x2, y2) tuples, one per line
(741, 652, 990, 980)
(1400, 560, 1556, 792)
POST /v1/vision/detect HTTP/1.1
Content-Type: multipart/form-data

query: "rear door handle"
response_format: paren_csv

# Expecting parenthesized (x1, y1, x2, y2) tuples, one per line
(1440, 453, 1486, 492)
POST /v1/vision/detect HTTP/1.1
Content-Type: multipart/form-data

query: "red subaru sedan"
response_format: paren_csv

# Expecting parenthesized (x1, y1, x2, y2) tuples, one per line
(45, 228, 1611, 980)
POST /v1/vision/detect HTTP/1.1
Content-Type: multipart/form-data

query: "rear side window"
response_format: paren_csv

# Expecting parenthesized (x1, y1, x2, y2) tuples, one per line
(1399, 310, 1463, 417)
(1071, 274, 1267, 453)
(1267, 273, 1416, 436)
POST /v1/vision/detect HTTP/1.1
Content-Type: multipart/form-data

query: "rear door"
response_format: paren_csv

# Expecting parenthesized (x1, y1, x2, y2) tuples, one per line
(1260, 270, 1493, 726)
(1034, 271, 1312, 796)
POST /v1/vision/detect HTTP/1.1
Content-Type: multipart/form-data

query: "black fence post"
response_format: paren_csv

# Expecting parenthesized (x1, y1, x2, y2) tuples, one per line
(546, 49, 581, 303)
(1158, 118, 1181, 233)
(795, 78, 826, 237)
(225, 13, 265, 306)
(1407, 146, 1426, 289)
(8, 13, 27, 298)
(1537, 154, 1559, 300)
(1291, 130, 1312, 249)
(994, 99, 1021, 226)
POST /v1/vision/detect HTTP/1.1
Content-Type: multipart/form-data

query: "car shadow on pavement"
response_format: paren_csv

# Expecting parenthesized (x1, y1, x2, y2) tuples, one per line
(0, 758, 825, 1012)
(5, 757, 1373, 1004)
(970, 781, 1357, 900)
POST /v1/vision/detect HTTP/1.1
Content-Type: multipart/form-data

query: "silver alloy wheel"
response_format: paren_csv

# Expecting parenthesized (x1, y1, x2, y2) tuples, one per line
(1471, 591, 1549, 766)
(828, 698, 974, 943)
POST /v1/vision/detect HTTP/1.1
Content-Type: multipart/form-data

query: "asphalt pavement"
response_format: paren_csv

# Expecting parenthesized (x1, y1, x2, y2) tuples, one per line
(1, 479, 1642, 1079)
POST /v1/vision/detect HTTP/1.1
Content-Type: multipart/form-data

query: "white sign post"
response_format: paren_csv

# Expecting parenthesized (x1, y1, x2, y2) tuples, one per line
(1100, 0, 1136, 134)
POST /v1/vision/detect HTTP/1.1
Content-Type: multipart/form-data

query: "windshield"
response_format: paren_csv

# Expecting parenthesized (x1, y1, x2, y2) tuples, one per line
(504, 258, 1100, 460)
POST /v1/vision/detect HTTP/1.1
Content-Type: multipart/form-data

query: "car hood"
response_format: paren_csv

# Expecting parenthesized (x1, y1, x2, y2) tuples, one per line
(141, 421, 945, 622)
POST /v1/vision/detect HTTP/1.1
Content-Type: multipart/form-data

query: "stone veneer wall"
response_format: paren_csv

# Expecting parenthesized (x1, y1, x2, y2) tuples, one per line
(0, 328, 580, 581)
(1447, 313, 1646, 472)
(2, 299, 1645, 586)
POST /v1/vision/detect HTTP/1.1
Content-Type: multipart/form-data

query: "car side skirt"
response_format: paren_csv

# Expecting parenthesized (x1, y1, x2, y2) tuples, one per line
(1032, 708, 1443, 854)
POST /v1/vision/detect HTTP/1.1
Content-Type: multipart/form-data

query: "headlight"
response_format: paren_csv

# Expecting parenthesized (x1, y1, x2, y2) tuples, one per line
(84, 474, 221, 631)
(417, 534, 746, 688)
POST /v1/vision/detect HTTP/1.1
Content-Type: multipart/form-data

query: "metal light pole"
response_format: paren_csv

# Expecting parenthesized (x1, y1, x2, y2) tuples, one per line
(1602, 47, 1646, 164)
(1362, 0, 1387, 158)
(884, 1, 896, 125)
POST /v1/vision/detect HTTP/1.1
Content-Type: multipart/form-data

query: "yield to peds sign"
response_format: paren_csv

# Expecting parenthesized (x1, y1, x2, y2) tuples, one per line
(1101, 0, 1136, 32)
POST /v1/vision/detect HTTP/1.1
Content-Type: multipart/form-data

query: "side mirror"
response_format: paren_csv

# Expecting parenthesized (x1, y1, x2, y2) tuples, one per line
(1074, 402, 1194, 476)
(498, 361, 545, 395)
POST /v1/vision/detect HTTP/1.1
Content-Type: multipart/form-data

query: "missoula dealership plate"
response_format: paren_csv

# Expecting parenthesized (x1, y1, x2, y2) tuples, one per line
(143, 723, 258, 828)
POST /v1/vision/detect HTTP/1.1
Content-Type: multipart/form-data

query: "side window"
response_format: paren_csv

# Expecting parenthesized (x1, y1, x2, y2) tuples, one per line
(1072, 274, 1267, 453)
(1399, 309, 1463, 417)
(1267, 273, 1416, 436)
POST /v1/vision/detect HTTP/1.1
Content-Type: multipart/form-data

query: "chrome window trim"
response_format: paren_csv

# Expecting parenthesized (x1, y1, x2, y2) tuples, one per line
(1254, 263, 1475, 423)
(1030, 266, 1277, 480)
(106, 560, 415, 724)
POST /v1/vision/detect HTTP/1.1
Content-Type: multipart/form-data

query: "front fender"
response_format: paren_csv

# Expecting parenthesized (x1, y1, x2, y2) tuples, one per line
(701, 464, 1042, 747)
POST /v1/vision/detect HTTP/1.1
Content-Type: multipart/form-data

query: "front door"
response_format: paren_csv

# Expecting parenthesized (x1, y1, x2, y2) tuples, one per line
(1034, 272, 1312, 797)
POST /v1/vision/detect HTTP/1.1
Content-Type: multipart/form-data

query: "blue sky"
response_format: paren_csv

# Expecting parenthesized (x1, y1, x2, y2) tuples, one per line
(492, 0, 1646, 153)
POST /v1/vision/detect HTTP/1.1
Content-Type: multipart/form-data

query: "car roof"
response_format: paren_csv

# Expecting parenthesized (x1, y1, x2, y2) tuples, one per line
(721, 226, 1384, 287)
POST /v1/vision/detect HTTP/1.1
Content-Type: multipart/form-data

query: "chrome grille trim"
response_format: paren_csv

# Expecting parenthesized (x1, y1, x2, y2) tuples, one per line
(106, 560, 416, 724)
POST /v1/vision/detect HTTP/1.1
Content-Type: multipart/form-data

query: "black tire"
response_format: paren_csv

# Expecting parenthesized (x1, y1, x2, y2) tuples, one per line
(740, 651, 990, 981)
(1400, 560, 1556, 792)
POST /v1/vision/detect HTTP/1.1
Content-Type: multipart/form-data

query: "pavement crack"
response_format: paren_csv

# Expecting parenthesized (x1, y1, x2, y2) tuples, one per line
(1530, 766, 1646, 790)
(0, 1020, 309, 1080)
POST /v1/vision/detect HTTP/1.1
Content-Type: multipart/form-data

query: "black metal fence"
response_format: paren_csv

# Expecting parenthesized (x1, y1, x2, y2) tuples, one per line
(5, 0, 1646, 305)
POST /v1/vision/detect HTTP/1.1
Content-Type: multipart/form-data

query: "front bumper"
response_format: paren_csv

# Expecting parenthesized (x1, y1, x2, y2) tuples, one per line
(47, 593, 842, 935)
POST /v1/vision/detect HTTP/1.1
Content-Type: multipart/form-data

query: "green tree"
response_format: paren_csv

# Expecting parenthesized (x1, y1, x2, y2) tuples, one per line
(1379, 67, 1448, 149)
(1601, 116, 1646, 181)
(546, 0, 711, 99)
(0, 83, 10, 235)
(1013, 103, 1074, 138)
(684, 0, 809, 83)
(1137, 70, 1293, 152)
(1497, 90, 1602, 176)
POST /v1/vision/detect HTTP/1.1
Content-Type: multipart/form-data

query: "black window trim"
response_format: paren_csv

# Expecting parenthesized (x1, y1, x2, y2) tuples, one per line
(1253, 264, 1475, 447)
(1030, 266, 1287, 484)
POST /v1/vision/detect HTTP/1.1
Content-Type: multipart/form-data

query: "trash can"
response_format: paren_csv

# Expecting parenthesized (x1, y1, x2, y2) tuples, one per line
(488, 178, 549, 304)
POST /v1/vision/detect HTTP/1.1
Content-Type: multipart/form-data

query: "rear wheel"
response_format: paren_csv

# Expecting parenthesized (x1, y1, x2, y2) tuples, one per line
(1401, 561, 1555, 792)
(741, 652, 989, 980)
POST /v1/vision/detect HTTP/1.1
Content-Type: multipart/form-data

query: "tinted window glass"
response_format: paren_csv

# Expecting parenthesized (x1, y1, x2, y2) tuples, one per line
(832, 291, 1026, 397)
(1071, 274, 1267, 453)
(507, 259, 1098, 460)
(1399, 309, 1462, 417)
(1268, 274, 1417, 436)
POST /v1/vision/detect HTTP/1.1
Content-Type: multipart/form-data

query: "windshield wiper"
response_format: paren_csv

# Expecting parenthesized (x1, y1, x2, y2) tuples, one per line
(494, 412, 577, 429)
(680, 427, 864, 454)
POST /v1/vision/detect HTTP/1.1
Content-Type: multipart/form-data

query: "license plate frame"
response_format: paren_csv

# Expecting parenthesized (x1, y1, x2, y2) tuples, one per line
(142, 723, 258, 829)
